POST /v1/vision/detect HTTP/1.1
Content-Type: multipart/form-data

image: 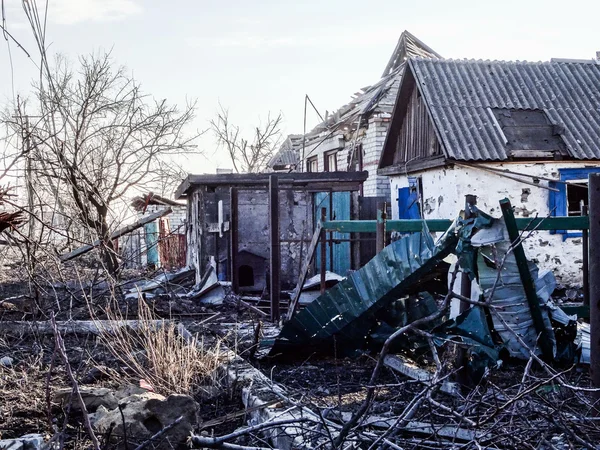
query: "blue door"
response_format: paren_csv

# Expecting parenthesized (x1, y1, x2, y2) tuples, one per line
(397, 178, 421, 219)
(315, 191, 351, 275)
(144, 221, 159, 267)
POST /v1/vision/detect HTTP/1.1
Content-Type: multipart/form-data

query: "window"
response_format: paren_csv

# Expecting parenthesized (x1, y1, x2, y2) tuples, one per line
(324, 151, 338, 172)
(490, 108, 567, 158)
(549, 167, 600, 238)
(306, 156, 318, 172)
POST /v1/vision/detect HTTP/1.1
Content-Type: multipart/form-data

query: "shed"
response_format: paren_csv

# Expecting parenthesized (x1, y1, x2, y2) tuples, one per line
(175, 171, 368, 292)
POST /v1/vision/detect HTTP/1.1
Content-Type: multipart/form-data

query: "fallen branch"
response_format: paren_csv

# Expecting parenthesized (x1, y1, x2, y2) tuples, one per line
(59, 207, 172, 261)
(190, 418, 310, 449)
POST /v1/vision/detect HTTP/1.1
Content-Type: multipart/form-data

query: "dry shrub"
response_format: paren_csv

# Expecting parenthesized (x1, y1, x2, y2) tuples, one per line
(95, 294, 224, 397)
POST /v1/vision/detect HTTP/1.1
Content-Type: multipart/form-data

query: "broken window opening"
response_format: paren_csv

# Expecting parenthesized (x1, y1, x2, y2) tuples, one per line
(549, 167, 600, 238)
(324, 151, 338, 172)
(490, 108, 567, 157)
(239, 265, 255, 287)
(566, 180, 587, 216)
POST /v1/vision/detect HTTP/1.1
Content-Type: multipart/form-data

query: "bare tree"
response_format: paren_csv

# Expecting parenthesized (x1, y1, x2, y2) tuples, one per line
(4, 53, 200, 274)
(211, 105, 282, 173)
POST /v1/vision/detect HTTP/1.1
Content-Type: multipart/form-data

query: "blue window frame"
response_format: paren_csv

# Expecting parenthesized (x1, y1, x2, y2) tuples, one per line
(549, 167, 600, 239)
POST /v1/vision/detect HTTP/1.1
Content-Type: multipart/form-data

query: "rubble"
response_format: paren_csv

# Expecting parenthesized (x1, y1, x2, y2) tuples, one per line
(91, 391, 199, 449)
(0, 435, 44, 450)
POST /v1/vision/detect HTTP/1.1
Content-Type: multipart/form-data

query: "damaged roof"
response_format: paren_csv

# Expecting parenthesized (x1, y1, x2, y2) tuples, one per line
(268, 31, 441, 170)
(175, 171, 368, 198)
(380, 58, 600, 167)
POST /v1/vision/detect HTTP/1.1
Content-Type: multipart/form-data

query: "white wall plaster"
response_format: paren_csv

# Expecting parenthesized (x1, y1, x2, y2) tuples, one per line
(389, 161, 600, 286)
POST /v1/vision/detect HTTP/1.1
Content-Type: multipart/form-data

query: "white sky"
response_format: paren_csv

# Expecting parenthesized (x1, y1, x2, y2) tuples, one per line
(1, 0, 600, 177)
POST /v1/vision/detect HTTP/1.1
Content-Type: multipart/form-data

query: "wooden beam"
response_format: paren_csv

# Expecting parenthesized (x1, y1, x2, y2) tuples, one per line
(377, 155, 447, 176)
(286, 221, 323, 321)
(376, 202, 387, 253)
(230, 187, 239, 295)
(320, 207, 327, 294)
(175, 171, 369, 198)
(589, 173, 600, 391)
(269, 175, 280, 322)
(59, 207, 173, 262)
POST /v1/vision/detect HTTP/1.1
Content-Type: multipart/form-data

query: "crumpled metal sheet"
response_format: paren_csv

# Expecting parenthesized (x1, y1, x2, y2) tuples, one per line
(270, 231, 456, 355)
(475, 220, 558, 359)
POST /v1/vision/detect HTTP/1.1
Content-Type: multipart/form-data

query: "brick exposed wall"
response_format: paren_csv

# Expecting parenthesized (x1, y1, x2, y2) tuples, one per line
(361, 115, 391, 198)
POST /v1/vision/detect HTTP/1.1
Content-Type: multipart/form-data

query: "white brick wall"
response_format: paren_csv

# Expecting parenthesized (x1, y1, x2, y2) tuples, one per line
(362, 115, 391, 198)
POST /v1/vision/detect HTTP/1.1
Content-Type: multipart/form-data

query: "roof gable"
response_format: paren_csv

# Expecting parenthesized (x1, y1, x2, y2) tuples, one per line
(269, 31, 440, 171)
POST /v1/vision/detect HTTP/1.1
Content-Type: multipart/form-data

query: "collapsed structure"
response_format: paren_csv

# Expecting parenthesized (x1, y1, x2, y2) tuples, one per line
(271, 199, 581, 382)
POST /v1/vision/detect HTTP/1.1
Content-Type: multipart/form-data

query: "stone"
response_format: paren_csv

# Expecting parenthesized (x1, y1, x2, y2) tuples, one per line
(0, 434, 44, 450)
(91, 392, 199, 449)
(54, 387, 120, 412)
(0, 356, 14, 367)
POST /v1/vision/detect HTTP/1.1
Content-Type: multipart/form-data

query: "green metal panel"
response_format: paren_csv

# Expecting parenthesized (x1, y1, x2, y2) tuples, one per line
(321, 216, 589, 233)
(271, 232, 457, 355)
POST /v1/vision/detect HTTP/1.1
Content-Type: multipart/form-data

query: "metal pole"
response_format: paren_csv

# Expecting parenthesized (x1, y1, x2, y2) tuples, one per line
(500, 198, 553, 361)
(320, 207, 327, 294)
(582, 201, 590, 308)
(269, 175, 280, 322)
(588, 173, 600, 389)
(376, 202, 387, 253)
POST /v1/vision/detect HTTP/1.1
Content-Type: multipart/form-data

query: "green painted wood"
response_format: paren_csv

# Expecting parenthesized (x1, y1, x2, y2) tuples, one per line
(322, 216, 589, 233)
(561, 304, 590, 318)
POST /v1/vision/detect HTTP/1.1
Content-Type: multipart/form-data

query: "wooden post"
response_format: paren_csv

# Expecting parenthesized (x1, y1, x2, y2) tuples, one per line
(230, 187, 239, 295)
(269, 175, 280, 322)
(320, 207, 327, 294)
(582, 201, 590, 308)
(460, 195, 477, 313)
(500, 198, 553, 361)
(328, 191, 334, 272)
(376, 202, 387, 253)
(588, 173, 600, 389)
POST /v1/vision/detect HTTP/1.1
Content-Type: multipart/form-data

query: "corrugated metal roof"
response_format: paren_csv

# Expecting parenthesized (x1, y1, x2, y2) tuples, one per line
(410, 58, 600, 160)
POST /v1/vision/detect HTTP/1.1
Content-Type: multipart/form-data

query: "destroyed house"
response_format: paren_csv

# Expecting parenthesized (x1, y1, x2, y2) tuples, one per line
(378, 58, 600, 283)
(174, 171, 367, 291)
(268, 31, 441, 203)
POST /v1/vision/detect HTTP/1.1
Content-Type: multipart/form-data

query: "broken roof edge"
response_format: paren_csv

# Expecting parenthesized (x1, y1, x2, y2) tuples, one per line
(175, 170, 369, 199)
(381, 30, 443, 78)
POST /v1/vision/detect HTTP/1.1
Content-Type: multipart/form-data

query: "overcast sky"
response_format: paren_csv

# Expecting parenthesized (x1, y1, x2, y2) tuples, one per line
(1, 0, 599, 176)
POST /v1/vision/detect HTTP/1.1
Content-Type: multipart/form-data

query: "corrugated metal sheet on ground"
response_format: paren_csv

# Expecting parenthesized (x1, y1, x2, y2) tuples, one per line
(271, 231, 456, 354)
(410, 58, 600, 161)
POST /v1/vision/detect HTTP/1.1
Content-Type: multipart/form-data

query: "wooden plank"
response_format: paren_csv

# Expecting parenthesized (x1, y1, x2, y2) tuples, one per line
(286, 221, 323, 321)
(230, 187, 239, 295)
(269, 175, 280, 322)
(60, 207, 173, 261)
